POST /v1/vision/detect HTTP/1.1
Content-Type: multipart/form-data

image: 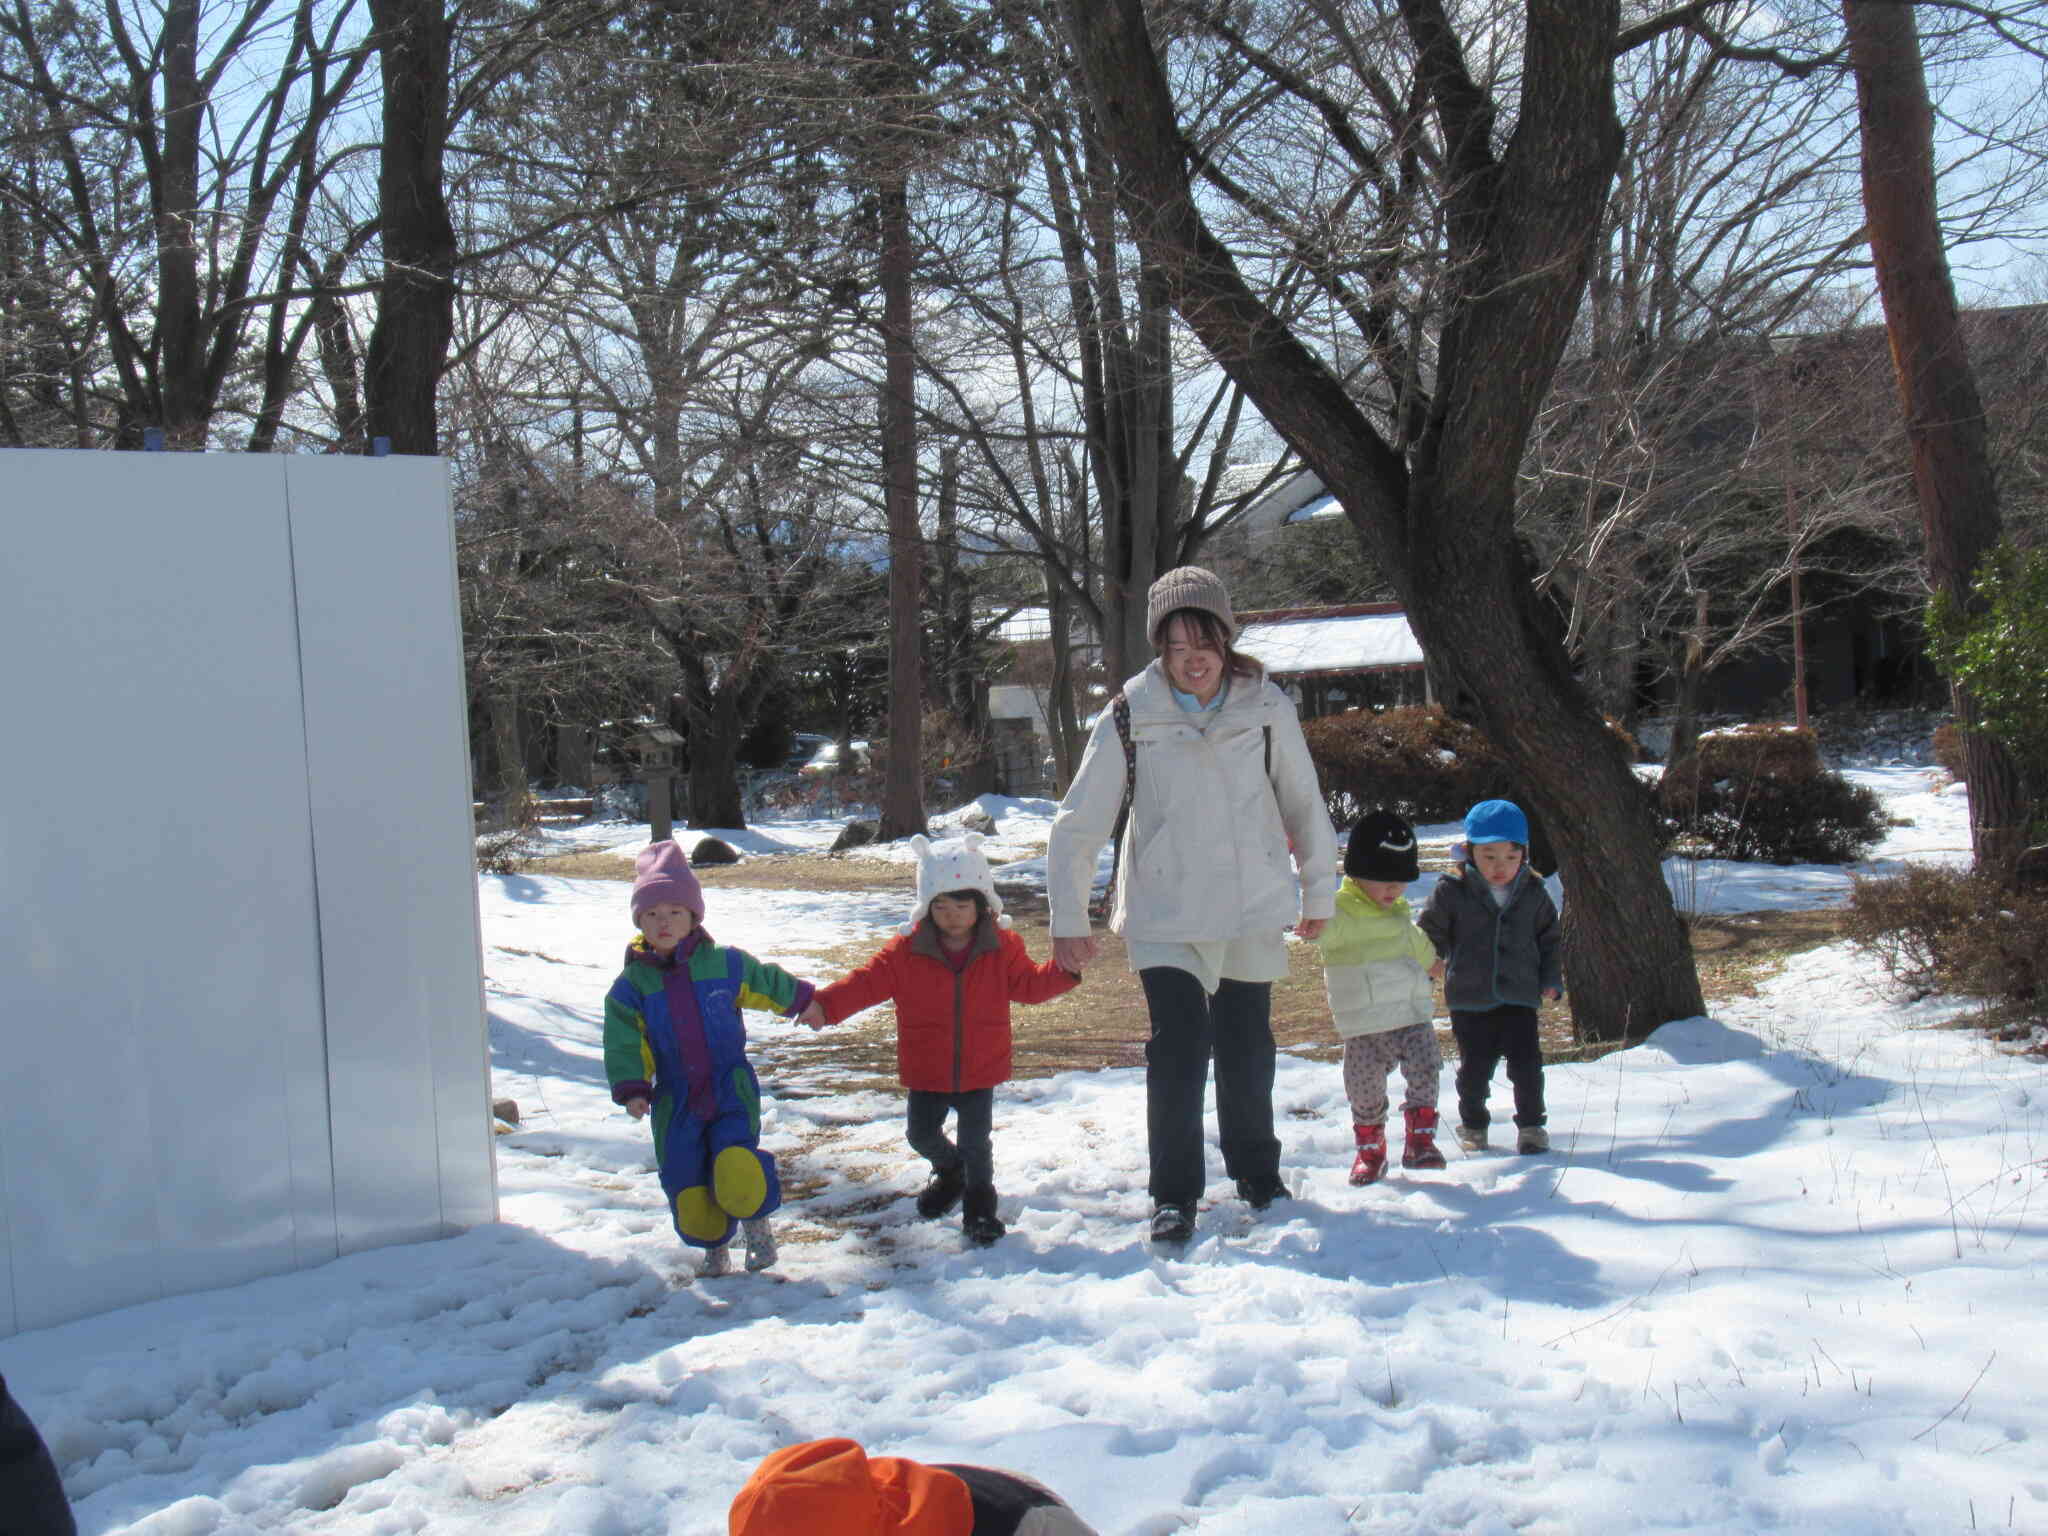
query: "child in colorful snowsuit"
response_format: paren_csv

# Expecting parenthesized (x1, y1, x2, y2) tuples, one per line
(1417, 799, 1563, 1156)
(812, 833, 1081, 1245)
(729, 1436, 1098, 1534)
(1317, 808, 1446, 1184)
(604, 840, 816, 1275)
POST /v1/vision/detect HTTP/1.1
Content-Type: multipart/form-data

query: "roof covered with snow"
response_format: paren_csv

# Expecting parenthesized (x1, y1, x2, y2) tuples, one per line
(1237, 606, 1424, 675)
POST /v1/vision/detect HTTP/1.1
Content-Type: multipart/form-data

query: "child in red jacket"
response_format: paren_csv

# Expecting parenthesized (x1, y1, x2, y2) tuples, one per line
(813, 833, 1081, 1244)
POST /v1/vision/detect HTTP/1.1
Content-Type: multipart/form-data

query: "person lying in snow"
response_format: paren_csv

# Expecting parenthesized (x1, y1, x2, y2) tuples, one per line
(728, 1437, 1097, 1535)
(809, 833, 1081, 1245)
(604, 840, 816, 1277)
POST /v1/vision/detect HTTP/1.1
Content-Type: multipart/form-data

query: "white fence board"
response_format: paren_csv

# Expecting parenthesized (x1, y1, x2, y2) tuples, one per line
(0, 450, 492, 1336)
(284, 457, 496, 1248)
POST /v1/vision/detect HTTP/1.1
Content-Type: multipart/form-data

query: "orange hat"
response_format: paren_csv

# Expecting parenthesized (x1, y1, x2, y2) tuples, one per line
(729, 1438, 972, 1535)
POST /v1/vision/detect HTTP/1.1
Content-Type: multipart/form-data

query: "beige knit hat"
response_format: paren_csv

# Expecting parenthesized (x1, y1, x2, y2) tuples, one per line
(1146, 565, 1236, 645)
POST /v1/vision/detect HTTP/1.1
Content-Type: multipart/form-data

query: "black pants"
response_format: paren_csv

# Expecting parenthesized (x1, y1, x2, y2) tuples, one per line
(1451, 1005, 1546, 1129)
(906, 1087, 995, 1190)
(1, 1371, 76, 1536)
(1139, 969, 1279, 1208)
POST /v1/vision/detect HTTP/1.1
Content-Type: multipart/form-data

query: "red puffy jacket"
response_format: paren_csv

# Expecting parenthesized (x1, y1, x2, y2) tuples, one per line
(816, 919, 1078, 1092)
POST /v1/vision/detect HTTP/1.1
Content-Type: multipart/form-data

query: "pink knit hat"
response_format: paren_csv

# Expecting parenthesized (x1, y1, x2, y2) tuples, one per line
(632, 840, 704, 921)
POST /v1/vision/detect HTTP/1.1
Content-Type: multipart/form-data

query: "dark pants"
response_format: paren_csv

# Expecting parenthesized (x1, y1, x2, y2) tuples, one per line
(906, 1088, 996, 1190)
(1, 1371, 76, 1536)
(1139, 968, 1280, 1207)
(1451, 1005, 1546, 1129)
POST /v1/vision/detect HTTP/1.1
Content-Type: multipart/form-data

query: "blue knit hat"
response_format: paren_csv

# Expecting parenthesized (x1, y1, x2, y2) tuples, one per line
(1463, 799, 1529, 846)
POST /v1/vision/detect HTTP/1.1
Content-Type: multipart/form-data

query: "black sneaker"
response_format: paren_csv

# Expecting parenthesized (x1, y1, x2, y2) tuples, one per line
(1235, 1174, 1289, 1211)
(916, 1164, 966, 1219)
(1149, 1203, 1196, 1245)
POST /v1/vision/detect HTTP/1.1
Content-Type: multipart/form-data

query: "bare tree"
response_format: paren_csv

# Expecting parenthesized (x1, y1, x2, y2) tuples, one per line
(451, 5, 877, 829)
(0, 0, 377, 447)
(1843, 0, 2030, 877)
(1054, 0, 1703, 1043)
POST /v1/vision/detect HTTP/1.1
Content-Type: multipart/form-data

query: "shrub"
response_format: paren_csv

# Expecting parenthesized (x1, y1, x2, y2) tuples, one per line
(474, 792, 542, 875)
(1302, 704, 1642, 831)
(866, 708, 987, 806)
(1930, 542, 2048, 788)
(1659, 722, 1885, 864)
(1844, 864, 2048, 1017)
(1666, 721, 1824, 783)
(1303, 705, 1507, 826)
(1931, 721, 1966, 781)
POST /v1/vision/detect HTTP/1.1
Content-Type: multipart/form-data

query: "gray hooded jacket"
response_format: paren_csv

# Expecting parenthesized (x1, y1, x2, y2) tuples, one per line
(1417, 864, 1562, 1011)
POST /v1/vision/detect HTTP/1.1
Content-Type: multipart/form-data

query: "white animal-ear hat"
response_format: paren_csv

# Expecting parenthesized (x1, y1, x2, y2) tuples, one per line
(904, 831, 1009, 935)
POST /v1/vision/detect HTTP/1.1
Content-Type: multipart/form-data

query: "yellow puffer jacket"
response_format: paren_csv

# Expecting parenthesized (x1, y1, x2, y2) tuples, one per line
(1316, 877, 1437, 1038)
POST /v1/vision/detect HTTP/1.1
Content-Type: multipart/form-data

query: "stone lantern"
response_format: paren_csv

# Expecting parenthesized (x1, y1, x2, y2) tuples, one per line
(625, 724, 685, 842)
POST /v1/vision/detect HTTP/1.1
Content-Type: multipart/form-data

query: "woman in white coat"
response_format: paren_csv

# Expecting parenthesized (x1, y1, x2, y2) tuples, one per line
(1048, 567, 1337, 1245)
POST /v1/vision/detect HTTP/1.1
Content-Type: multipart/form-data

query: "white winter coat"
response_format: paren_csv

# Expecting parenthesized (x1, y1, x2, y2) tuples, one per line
(1047, 661, 1338, 943)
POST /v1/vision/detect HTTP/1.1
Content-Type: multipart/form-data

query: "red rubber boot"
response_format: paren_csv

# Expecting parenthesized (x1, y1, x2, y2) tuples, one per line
(1349, 1123, 1387, 1186)
(1402, 1105, 1448, 1170)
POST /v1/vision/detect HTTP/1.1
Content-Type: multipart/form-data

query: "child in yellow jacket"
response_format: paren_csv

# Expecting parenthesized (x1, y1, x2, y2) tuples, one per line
(1317, 809, 1446, 1184)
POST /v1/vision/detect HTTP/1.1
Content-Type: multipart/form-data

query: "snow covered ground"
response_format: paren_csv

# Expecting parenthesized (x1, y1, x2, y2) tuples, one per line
(8, 766, 2045, 1534)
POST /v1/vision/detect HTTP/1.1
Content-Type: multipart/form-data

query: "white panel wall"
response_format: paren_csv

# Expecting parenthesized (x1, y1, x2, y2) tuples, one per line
(284, 456, 496, 1248)
(0, 450, 494, 1337)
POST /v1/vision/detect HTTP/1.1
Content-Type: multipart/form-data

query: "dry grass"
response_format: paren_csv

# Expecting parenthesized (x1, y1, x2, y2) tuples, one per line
(528, 846, 920, 890)
(526, 841, 1843, 1089)
(741, 871, 1844, 1093)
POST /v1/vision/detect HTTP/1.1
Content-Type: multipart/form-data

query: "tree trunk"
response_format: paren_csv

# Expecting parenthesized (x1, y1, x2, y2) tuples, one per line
(932, 449, 996, 799)
(1046, 569, 1082, 791)
(365, 0, 456, 455)
(557, 724, 592, 791)
(312, 261, 368, 451)
(1050, 110, 1178, 685)
(1842, 0, 2027, 881)
(685, 716, 745, 832)
(157, 0, 206, 447)
(487, 691, 526, 828)
(877, 169, 927, 842)
(1668, 589, 1710, 767)
(1059, 0, 1702, 1043)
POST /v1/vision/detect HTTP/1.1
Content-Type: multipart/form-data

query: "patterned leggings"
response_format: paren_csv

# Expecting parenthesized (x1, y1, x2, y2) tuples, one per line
(1340, 1022, 1442, 1124)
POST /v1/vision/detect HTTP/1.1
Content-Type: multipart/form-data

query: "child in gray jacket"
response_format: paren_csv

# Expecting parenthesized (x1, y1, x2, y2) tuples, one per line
(1417, 799, 1563, 1155)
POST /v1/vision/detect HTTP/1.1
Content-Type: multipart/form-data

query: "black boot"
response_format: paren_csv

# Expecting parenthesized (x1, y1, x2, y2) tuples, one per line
(1234, 1173, 1289, 1211)
(1149, 1202, 1196, 1245)
(916, 1163, 966, 1219)
(962, 1183, 1005, 1245)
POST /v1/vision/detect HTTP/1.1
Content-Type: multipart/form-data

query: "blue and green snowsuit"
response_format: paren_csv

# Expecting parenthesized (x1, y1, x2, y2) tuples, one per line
(604, 930, 814, 1249)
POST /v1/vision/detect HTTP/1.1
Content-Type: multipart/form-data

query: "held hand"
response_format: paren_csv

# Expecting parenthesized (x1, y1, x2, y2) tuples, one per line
(799, 1000, 827, 1030)
(1543, 986, 1564, 1002)
(625, 1097, 650, 1121)
(1053, 935, 1097, 973)
(1428, 958, 1446, 981)
(1294, 917, 1326, 941)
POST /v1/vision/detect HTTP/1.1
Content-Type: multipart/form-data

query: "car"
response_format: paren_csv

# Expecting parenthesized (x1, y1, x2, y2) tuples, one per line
(798, 740, 870, 779)
(782, 732, 831, 772)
